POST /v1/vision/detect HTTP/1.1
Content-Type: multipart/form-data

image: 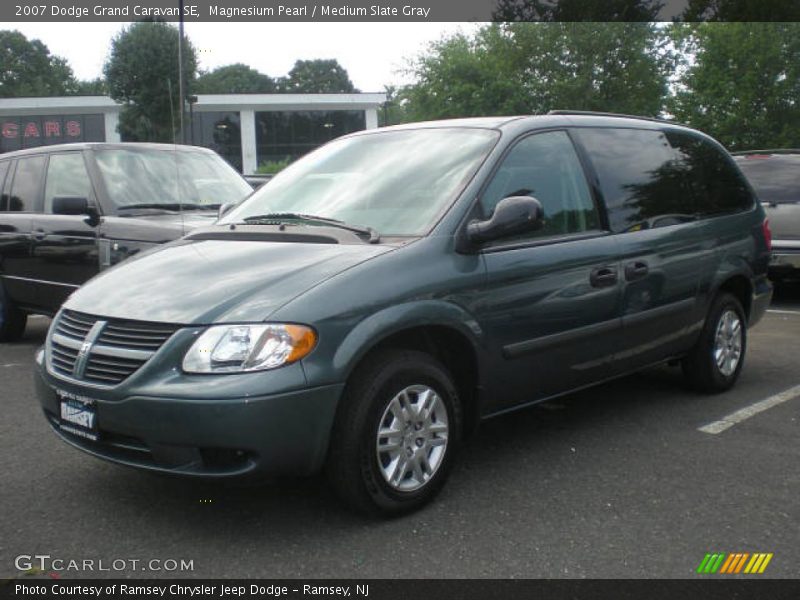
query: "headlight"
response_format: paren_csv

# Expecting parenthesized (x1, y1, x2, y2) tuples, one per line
(182, 324, 317, 374)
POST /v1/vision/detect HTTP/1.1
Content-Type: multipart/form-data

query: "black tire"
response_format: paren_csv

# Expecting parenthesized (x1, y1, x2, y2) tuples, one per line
(682, 292, 747, 394)
(326, 349, 461, 516)
(0, 284, 26, 342)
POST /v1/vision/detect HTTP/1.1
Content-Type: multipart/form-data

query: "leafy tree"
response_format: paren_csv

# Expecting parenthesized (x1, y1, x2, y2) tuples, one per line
(402, 23, 671, 121)
(401, 27, 527, 121)
(379, 85, 409, 126)
(74, 78, 107, 96)
(669, 23, 800, 150)
(104, 21, 197, 142)
(278, 59, 358, 93)
(493, 0, 663, 21)
(681, 0, 800, 21)
(0, 30, 77, 97)
(195, 63, 275, 94)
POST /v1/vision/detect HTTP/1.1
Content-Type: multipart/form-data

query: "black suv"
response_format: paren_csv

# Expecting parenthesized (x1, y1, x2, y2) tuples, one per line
(0, 143, 253, 340)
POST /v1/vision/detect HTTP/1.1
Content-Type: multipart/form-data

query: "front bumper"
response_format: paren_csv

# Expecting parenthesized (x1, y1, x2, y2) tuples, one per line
(34, 350, 344, 478)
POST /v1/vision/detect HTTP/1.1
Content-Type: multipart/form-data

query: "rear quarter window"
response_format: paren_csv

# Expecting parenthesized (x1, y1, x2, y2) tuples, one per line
(665, 130, 754, 217)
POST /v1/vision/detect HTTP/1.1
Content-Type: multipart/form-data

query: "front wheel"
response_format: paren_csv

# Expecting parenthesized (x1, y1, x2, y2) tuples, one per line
(326, 349, 461, 515)
(682, 292, 747, 393)
(0, 284, 27, 342)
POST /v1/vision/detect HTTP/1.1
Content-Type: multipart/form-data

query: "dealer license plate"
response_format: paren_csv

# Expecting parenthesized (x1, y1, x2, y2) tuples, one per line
(56, 389, 99, 441)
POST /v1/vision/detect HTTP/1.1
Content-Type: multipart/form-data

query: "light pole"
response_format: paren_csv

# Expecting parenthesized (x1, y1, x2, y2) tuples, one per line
(177, 0, 186, 144)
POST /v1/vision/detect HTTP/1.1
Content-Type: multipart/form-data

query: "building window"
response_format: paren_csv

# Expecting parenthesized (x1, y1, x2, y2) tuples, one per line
(0, 114, 105, 153)
(255, 111, 366, 168)
(190, 111, 243, 172)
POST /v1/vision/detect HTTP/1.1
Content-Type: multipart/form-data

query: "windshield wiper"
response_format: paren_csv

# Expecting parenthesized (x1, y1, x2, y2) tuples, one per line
(242, 212, 380, 243)
(117, 203, 220, 212)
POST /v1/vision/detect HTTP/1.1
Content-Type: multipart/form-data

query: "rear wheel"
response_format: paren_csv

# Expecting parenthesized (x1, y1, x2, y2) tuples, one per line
(0, 284, 26, 342)
(326, 349, 461, 515)
(682, 292, 746, 393)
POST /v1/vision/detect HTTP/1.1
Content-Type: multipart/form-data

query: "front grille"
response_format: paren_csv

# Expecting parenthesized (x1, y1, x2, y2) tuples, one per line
(48, 310, 179, 386)
(50, 340, 79, 376)
(54, 310, 95, 341)
(97, 320, 178, 351)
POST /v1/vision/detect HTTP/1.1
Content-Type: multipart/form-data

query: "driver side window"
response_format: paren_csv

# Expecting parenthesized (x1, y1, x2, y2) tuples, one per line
(479, 130, 600, 240)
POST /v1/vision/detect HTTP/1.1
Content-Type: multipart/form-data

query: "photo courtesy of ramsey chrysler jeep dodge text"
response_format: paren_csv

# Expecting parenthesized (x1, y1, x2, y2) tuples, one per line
(33, 112, 772, 515)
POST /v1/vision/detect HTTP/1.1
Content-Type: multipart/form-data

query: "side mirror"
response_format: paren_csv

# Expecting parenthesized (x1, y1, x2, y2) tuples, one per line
(52, 196, 89, 216)
(217, 202, 238, 220)
(52, 196, 100, 227)
(466, 196, 544, 245)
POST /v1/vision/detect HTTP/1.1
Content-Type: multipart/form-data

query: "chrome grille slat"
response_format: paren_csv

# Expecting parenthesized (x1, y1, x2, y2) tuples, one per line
(84, 372, 126, 383)
(60, 312, 95, 326)
(55, 322, 90, 339)
(49, 310, 178, 386)
(86, 364, 139, 375)
(86, 356, 144, 368)
(86, 366, 137, 377)
(103, 325, 176, 335)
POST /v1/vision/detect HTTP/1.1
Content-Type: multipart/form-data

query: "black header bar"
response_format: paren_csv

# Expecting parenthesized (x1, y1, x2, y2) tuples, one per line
(3, 0, 799, 22)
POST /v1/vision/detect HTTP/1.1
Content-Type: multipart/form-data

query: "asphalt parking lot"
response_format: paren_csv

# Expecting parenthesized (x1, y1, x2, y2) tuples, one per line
(1, 283, 799, 579)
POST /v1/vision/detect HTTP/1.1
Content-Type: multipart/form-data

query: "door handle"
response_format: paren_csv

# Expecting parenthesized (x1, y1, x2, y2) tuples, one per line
(625, 261, 649, 281)
(590, 266, 618, 288)
(31, 228, 47, 241)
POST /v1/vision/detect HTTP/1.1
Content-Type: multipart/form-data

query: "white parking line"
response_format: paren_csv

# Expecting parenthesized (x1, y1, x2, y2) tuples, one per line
(699, 384, 800, 434)
(767, 309, 800, 315)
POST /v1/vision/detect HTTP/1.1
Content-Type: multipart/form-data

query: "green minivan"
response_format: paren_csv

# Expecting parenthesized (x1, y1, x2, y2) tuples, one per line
(34, 112, 772, 514)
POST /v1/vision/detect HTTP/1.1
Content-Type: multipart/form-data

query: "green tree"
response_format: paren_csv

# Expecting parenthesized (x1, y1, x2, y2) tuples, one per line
(104, 21, 197, 142)
(669, 23, 800, 150)
(278, 59, 357, 93)
(401, 27, 527, 121)
(402, 23, 671, 121)
(0, 30, 77, 97)
(493, 0, 663, 21)
(74, 77, 107, 96)
(195, 63, 275, 94)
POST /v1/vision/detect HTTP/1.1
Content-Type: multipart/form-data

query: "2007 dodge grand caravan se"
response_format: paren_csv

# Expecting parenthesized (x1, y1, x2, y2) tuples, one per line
(34, 112, 773, 514)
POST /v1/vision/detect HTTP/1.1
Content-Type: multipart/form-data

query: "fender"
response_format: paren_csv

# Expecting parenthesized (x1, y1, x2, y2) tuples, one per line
(331, 298, 490, 394)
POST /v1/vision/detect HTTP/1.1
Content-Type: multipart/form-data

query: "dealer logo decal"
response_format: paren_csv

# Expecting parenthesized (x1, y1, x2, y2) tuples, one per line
(696, 552, 773, 574)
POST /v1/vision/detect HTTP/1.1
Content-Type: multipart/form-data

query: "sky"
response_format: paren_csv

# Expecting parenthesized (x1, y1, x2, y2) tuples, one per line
(11, 22, 480, 92)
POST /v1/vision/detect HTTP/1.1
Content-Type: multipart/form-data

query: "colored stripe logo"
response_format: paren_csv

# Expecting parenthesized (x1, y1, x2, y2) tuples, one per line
(697, 552, 773, 574)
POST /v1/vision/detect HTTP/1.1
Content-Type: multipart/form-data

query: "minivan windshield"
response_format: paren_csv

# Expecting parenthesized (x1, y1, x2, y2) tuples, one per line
(95, 147, 253, 211)
(735, 154, 800, 204)
(221, 128, 499, 236)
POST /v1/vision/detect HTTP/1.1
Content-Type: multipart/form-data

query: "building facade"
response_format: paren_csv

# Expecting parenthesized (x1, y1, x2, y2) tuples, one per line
(0, 93, 386, 174)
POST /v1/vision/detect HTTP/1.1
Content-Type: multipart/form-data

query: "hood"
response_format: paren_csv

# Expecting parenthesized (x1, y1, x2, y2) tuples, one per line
(64, 237, 393, 324)
(109, 211, 219, 244)
(134, 211, 219, 231)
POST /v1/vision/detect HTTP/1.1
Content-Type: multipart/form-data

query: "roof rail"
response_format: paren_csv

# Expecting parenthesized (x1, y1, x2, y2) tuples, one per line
(731, 149, 800, 156)
(547, 110, 673, 125)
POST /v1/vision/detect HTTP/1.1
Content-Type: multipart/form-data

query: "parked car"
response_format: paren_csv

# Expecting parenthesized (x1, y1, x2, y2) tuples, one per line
(34, 113, 772, 515)
(733, 150, 800, 282)
(0, 142, 254, 341)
